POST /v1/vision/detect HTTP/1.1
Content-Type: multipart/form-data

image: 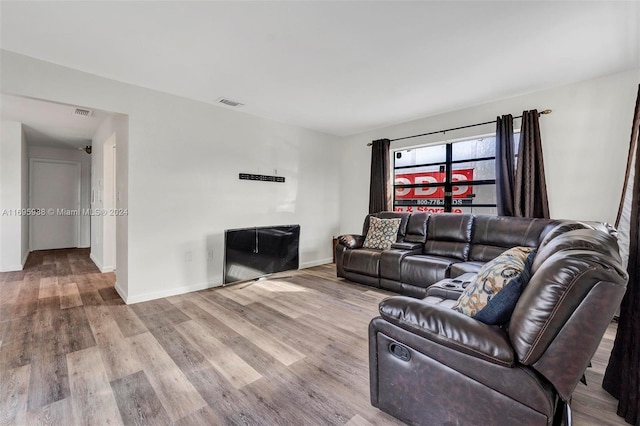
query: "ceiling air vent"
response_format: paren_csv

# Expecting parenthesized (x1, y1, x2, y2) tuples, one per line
(216, 97, 244, 107)
(74, 108, 93, 117)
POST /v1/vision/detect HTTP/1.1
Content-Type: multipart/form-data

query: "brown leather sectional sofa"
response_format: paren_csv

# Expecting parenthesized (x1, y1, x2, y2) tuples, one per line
(337, 212, 627, 425)
(336, 211, 591, 298)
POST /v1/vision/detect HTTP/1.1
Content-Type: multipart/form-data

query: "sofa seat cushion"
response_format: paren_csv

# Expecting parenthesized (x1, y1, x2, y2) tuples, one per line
(400, 255, 458, 288)
(450, 261, 484, 277)
(379, 296, 515, 366)
(343, 249, 382, 276)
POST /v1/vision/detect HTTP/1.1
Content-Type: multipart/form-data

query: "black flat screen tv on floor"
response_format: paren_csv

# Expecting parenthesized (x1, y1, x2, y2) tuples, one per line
(223, 225, 300, 284)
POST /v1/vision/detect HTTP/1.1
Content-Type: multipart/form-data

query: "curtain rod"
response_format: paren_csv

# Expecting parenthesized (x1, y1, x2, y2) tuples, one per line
(367, 109, 552, 146)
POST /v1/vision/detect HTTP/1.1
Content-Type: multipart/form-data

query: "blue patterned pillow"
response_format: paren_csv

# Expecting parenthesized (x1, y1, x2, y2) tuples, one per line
(362, 217, 401, 250)
(473, 249, 537, 325)
(452, 246, 533, 317)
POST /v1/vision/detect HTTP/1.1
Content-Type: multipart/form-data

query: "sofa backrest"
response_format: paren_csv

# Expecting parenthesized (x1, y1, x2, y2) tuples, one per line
(404, 212, 430, 243)
(532, 228, 622, 272)
(363, 212, 411, 242)
(423, 214, 474, 260)
(508, 229, 627, 400)
(469, 216, 559, 262)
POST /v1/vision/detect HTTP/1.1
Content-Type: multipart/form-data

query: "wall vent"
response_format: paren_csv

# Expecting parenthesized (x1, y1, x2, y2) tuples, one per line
(216, 98, 244, 107)
(74, 108, 93, 117)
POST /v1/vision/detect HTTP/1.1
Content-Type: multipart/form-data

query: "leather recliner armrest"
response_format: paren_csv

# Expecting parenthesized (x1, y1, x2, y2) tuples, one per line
(337, 234, 365, 249)
(379, 296, 515, 367)
(390, 242, 423, 250)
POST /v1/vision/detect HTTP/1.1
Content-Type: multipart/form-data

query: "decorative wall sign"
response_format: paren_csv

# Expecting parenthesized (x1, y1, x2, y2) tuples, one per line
(239, 173, 285, 183)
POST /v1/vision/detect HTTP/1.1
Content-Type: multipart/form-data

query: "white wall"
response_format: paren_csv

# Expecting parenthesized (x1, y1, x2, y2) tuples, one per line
(90, 117, 108, 271)
(29, 146, 91, 248)
(0, 121, 28, 271)
(20, 125, 29, 264)
(1, 50, 340, 303)
(338, 68, 640, 234)
(90, 117, 121, 274)
(102, 134, 116, 272)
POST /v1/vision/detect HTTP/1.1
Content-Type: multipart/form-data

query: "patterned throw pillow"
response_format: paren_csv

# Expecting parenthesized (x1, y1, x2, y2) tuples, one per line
(473, 249, 537, 325)
(452, 246, 534, 317)
(362, 217, 402, 250)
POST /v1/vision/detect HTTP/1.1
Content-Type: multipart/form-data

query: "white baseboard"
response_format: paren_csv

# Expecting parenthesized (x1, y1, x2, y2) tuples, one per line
(300, 258, 333, 269)
(89, 252, 115, 273)
(124, 280, 223, 305)
(101, 265, 115, 273)
(114, 281, 127, 302)
(89, 252, 102, 271)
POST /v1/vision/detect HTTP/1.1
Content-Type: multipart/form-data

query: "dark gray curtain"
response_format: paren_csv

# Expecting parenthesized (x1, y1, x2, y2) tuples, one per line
(369, 138, 391, 213)
(603, 84, 640, 425)
(496, 114, 516, 216)
(514, 110, 550, 218)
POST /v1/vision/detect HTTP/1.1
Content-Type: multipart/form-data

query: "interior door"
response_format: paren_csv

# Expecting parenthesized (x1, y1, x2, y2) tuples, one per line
(30, 160, 80, 250)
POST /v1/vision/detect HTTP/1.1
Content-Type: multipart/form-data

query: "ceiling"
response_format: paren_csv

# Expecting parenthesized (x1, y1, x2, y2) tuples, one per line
(1, 1, 638, 136)
(0, 94, 110, 149)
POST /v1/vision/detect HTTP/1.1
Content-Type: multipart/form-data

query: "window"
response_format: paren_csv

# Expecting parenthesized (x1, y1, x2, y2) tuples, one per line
(393, 133, 520, 215)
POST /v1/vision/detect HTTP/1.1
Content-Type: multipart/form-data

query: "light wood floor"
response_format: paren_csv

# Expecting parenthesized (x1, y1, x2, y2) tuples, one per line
(0, 249, 626, 425)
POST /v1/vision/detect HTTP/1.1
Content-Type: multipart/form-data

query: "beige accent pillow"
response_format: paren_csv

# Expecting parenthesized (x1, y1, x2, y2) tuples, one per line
(452, 246, 533, 317)
(362, 217, 402, 250)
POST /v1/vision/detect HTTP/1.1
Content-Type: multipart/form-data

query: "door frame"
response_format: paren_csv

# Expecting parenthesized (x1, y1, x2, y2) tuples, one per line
(29, 158, 82, 251)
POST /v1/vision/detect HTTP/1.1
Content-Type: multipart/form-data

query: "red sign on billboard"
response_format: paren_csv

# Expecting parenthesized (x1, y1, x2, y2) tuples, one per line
(395, 169, 474, 199)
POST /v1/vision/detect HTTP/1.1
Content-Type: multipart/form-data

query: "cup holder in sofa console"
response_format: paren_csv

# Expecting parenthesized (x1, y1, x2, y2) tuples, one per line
(443, 283, 458, 289)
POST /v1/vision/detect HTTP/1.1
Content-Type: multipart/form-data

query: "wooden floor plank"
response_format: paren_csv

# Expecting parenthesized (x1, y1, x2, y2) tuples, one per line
(147, 325, 210, 375)
(136, 306, 191, 331)
(84, 305, 142, 382)
(0, 364, 30, 425)
(191, 292, 306, 366)
(184, 365, 274, 425)
(214, 285, 261, 306)
(174, 320, 263, 389)
(129, 332, 207, 422)
(0, 280, 23, 307)
(173, 406, 224, 426)
(38, 277, 59, 300)
(233, 279, 315, 319)
(25, 397, 76, 426)
(12, 272, 40, 318)
(59, 282, 83, 310)
(108, 304, 148, 338)
(27, 307, 70, 411)
(58, 306, 96, 354)
(26, 352, 69, 411)
(0, 314, 35, 370)
(169, 299, 239, 342)
(110, 370, 172, 426)
(66, 346, 123, 426)
(33, 297, 59, 335)
(346, 414, 375, 426)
